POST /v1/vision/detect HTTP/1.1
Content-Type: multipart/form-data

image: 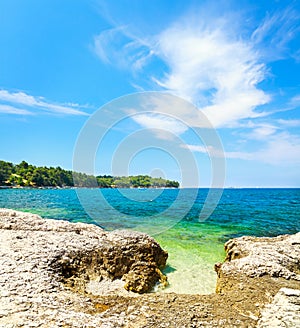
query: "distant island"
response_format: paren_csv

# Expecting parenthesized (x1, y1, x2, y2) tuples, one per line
(0, 160, 179, 189)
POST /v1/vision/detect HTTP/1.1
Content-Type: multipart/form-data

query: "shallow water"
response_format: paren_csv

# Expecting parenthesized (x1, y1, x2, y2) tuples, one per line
(0, 188, 299, 294)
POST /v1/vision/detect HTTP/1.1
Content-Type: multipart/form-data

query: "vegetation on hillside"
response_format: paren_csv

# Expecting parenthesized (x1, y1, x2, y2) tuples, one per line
(0, 160, 179, 188)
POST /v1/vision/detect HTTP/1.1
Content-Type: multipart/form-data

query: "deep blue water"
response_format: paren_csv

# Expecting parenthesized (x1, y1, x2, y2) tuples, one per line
(1, 188, 299, 238)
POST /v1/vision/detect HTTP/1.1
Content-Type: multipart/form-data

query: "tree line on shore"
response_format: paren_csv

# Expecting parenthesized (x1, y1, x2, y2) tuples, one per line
(0, 160, 179, 188)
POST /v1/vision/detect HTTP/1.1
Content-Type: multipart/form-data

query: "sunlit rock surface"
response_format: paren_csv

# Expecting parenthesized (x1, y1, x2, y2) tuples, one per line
(1, 208, 299, 327)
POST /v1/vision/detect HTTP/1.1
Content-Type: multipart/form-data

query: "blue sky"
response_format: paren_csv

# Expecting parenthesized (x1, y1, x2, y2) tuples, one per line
(0, 0, 300, 187)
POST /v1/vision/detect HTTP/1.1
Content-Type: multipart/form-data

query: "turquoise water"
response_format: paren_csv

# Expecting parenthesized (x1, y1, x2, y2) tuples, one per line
(0, 188, 299, 294)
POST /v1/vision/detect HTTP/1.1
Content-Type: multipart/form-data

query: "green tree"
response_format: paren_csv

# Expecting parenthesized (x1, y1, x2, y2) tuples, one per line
(0, 161, 13, 185)
(30, 169, 45, 186)
(0, 160, 179, 188)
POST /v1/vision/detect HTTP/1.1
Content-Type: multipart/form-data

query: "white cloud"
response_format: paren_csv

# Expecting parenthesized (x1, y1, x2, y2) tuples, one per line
(0, 89, 88, 116)
(93, 27, 153, 71)
(93, 4, 300, 169)
(289, 94, 300, 106)
(257, 134, 300, 165)
(132, 113, 188, 137)
(93, 27, 124, 64)
(277, 119, 300, 127)
(186, 132, 300, 165)
(124, 92, 215, 140)
(94, 12, 273, 128)
(124, 94, 192, 139)
(0, 104, 33, 115)
(183, 144, 226, 158)
(247, 124, 278, 140)
(155, 21, 270, 128)
(251, 7, 300, 60)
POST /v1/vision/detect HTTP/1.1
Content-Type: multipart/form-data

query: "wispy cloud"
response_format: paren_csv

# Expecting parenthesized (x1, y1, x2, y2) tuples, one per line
(289, 94, 300, 107)
(93, 9, 273, 128)
(0, 89, 89, 116)
(154, 15, 275, 128)
(132, 113, 188, 139)
(186, 132, 300, 165)
(246, 123, 278, 140)
(93, 27, 154, 71)
(93, 27, 126, 64)
(93, 3, 300, 168)
(183, 144, 226, 158)
(0, 104, 33, 115)
(277, 119, 300, 127)
(125, 92, 214, 138)
(93, 3, 300, 129)
(258, 133, 300, 165)
(251, 6, 300, 60)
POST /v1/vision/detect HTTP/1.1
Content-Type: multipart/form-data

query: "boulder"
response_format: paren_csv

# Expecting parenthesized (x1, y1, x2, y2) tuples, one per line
(0, 208, 168, 295)
(215, 233, 300, 294)
(0, 208, 168, 326)
(214, 233, 300, 327)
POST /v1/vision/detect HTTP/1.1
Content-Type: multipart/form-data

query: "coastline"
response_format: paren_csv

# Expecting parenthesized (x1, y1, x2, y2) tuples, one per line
(0, 186, 180, 190)
(2, 185, 299, 189)
(1, 208, 299, 327)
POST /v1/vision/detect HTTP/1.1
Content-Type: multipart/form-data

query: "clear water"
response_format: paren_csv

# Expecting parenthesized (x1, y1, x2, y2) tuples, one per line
(0, 188, 299, 294)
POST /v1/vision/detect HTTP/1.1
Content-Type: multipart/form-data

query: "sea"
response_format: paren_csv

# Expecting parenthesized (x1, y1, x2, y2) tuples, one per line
(0, 188, 299, 295)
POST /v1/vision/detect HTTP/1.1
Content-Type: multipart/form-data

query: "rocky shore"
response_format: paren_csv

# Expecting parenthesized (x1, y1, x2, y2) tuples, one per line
(0, 209, 299, 327)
